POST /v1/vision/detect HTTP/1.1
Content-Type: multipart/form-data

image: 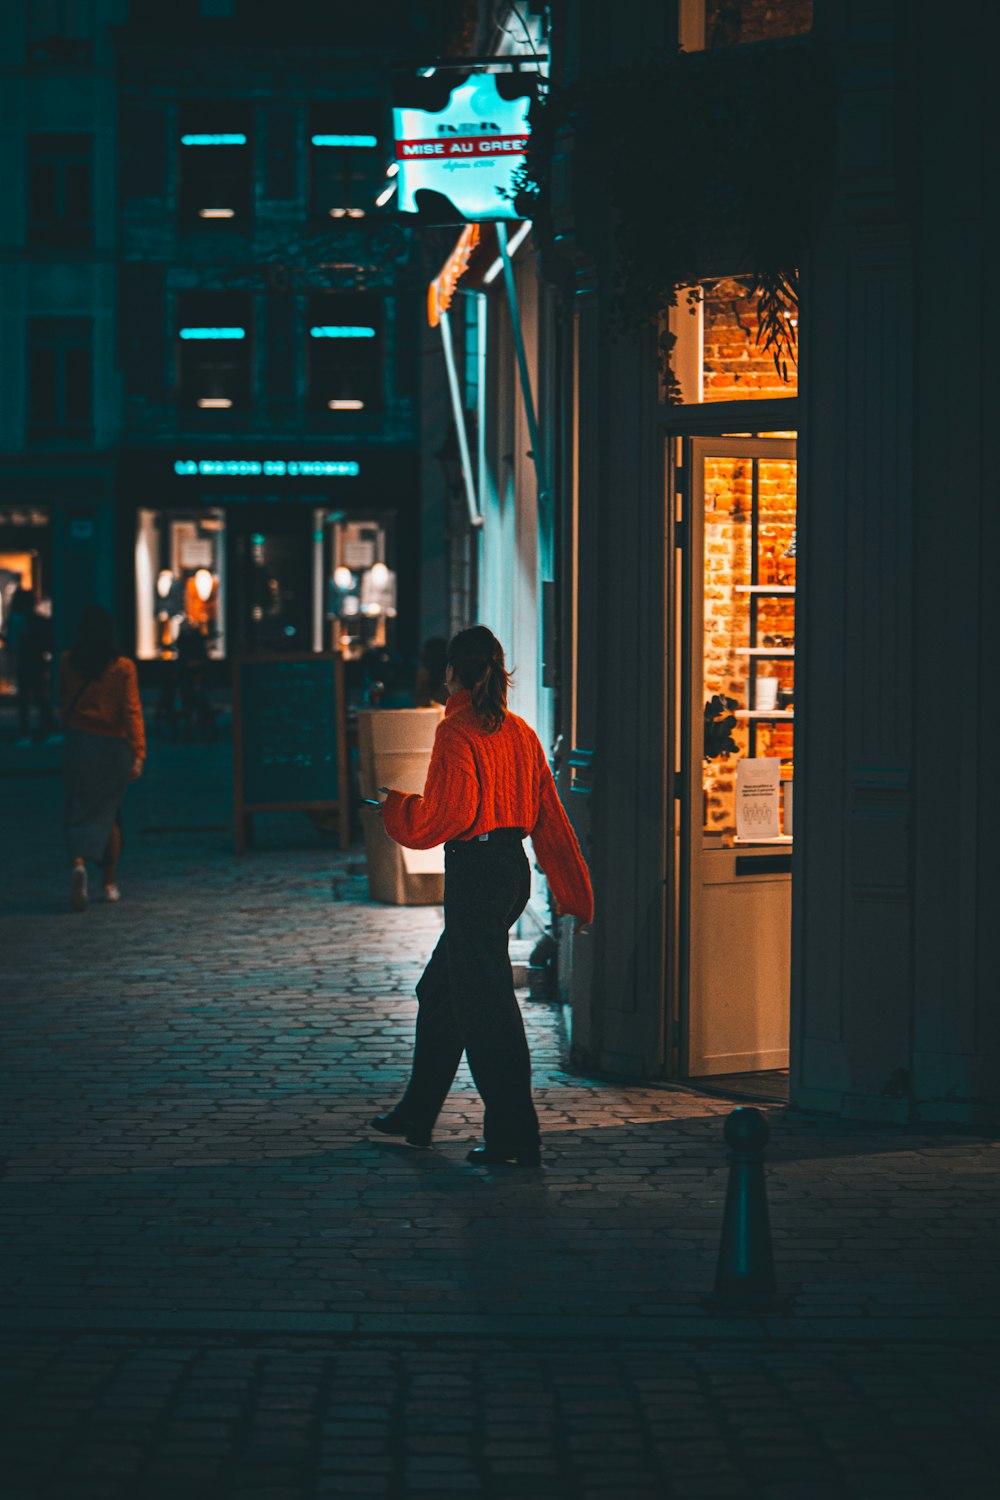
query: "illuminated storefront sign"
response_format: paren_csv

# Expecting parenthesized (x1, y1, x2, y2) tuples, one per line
(393, 73, 530, 221)
(173, 459, 360, 477)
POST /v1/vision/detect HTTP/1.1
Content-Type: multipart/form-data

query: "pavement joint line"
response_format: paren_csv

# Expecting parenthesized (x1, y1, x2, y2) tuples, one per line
(1, 1309, 999, 1343)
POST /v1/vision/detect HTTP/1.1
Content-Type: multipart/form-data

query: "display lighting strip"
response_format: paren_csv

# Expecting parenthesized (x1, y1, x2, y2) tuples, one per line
(375, 182, 397, 208)
(198, 208, 235, 219)
(311, 134, 378, 148)
(179, 327, 246, 340)
(181, 134, 247, 146)
(197, 398, 233, 408)
(309, 326, 376, 338)
(328, 207, 366, 218)
(174, 459, 360, 477)
(327, 399, 365, 410)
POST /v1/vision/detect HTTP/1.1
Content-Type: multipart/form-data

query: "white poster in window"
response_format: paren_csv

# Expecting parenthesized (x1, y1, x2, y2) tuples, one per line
(344, 540, 376, 568)
(735, 757, 782, 841)
(179, 538, 214, 569)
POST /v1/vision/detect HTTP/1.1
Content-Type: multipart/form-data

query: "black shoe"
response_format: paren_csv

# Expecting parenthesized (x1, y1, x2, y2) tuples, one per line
(466, 1144, 542, 1168)
(370, 1111, 432, 1149)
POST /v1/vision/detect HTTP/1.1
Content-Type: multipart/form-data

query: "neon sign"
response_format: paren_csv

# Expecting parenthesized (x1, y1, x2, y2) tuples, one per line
(394, 74, 530, 221)
(181, 134, 247, 146)
(309, 326, 376, 339)
(174, 460, 360, 477)
(179, 328, 246, 340)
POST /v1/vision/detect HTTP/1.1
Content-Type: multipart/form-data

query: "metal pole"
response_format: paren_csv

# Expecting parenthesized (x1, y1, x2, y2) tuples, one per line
(496, 221, 550, 518)
(311, 506, 325, 654)
(438, 309, 482, 529)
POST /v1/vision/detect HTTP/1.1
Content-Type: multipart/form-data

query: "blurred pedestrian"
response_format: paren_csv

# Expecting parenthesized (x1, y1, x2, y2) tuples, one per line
(9, 587, 59, 746)
(176, 621, 215, 739)
(60, 605, 146, 912)
(371, 626, 593, 1167)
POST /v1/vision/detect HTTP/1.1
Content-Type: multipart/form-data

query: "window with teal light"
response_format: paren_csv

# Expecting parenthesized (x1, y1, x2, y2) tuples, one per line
(307, 293, 383, 412)
(309, 105, 384, 220)
(179, 108, 252, 227)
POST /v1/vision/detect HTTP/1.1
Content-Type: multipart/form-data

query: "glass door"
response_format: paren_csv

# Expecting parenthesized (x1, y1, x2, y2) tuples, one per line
(681, 437, 797, 1078)
(229, 508, 315, 656)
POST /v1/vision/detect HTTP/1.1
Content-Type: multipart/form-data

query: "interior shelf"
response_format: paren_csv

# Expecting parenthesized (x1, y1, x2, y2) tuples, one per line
(733, 709, 794, 720)
(735, 585, 796, 595)
(737, 647, 795, 657)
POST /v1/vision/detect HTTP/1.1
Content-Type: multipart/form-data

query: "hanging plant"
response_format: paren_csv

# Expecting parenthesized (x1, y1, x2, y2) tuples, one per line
(513, 37, 833, 396)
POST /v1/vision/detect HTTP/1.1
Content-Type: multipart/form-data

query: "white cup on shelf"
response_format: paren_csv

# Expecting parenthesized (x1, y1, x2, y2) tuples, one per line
(754, 677, 779, 711)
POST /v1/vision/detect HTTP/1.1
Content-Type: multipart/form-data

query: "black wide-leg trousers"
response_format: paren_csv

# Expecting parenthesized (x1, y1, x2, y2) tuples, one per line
(398, 829, 539, 1149)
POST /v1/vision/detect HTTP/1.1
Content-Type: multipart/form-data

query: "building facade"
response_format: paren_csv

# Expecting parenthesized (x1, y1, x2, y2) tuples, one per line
(2, 0, 455, 687)
(532, 0, 1000, 1124)
(0, 1, 123, 682)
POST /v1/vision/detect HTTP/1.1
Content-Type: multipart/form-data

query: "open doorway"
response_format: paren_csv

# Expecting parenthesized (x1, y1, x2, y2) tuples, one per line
(677, 435, 797, 1098)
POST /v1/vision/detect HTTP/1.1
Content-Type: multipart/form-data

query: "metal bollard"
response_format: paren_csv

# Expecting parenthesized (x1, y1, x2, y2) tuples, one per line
(703, 1107, 790, 1313)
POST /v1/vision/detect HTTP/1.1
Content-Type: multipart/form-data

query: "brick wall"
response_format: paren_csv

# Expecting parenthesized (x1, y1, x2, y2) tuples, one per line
(701, 277, 797, 402)
(705, 0, 813, 49)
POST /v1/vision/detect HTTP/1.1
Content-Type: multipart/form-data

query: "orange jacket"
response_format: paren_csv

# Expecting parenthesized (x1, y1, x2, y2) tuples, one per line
(59, 654, 146, 762)
(382, 690, 593, 924)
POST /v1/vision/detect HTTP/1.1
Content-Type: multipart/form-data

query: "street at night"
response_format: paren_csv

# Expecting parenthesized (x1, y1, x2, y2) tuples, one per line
(3, 0, 1000, 1495)
(2, 733, 999, 1494)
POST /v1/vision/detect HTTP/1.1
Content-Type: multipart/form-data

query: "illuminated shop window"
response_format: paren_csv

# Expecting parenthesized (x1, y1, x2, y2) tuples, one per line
(135, 508, 226, 662)
(309, 107, 383, 219)
(667, 276, 798, 404)
(0, 507, 51, 697)
(327, 519, 394, 661)
(179, 113, 252, 227)
(27, 318, 93, 440)
(679, 0, 813, 50)
(176, 294, 253, 411)
(307, 294, 383, 412)
(28, 134, 93, 246)
(701, 454, 797, 839)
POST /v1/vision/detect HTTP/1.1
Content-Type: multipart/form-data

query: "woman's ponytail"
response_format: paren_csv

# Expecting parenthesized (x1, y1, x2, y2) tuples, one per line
(447, 626, 512, 734)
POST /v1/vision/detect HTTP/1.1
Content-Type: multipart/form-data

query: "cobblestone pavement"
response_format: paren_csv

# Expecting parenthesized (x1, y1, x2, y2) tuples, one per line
(2, 727, 999, 1497)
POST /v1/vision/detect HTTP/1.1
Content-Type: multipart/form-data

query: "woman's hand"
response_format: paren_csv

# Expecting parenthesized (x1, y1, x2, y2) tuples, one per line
(129, 758, 144, 781)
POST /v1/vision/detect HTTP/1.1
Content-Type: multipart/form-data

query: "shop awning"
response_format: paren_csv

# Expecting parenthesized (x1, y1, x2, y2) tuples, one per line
(429, 224, 512, 326)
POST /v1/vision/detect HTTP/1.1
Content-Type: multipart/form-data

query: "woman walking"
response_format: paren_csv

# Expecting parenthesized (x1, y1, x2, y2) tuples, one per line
(372, 626, 593, 1166)
(60, 605, 146, 911)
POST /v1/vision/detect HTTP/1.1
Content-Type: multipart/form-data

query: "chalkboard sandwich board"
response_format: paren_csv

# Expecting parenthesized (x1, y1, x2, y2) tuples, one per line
(232, 653, 348, 853)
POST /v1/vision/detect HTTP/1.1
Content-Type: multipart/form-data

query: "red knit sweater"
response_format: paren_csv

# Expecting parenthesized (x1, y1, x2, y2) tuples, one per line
(59, 654, 147, 761)
(381, 690, 594, 924)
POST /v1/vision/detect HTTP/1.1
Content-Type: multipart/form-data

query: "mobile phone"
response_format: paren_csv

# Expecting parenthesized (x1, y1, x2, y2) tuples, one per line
(360, 798, 383, 808)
